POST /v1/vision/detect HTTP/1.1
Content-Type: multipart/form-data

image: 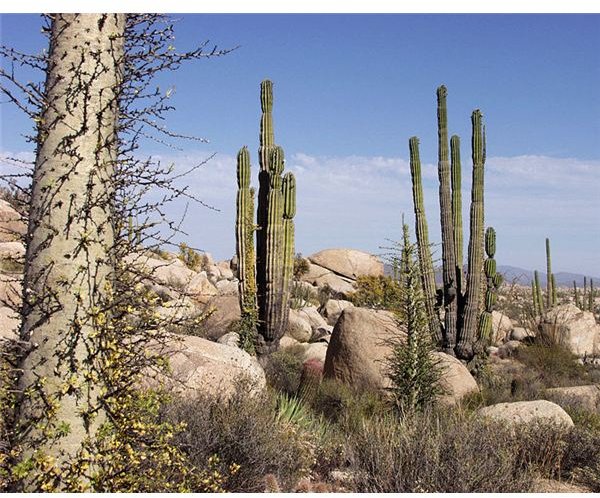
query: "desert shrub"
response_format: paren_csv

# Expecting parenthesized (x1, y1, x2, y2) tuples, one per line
(149, 247, 171, 260)
(465, 361, 547, 408)
(293, 253, 310, 279)
(289, 281, 318, 309)
(559, 424, 600, 487)
(350, 275, 402, 311)
(317, 284, 333, 307)
(345, 408, 582, 492)
(261, 349, 303, 397)
(162, 385, 314, 492)
(567, 407, 600, 432)
(311, 379, 390, 433)
(177, 242, 206, 271)
(0, 340, 20, 491)
(515, 342, 591, 387)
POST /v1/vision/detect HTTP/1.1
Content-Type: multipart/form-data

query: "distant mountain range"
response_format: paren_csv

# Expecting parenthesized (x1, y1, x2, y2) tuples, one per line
(496, 265, 598, 288)
(383, 262, 598, 288)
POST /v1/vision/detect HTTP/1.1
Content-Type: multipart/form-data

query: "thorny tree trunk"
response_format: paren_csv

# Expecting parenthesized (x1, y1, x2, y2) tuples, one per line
(17, 13, 124, 488)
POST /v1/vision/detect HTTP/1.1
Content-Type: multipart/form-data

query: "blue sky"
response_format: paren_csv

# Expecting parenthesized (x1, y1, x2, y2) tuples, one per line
(1, 13, 599, 275)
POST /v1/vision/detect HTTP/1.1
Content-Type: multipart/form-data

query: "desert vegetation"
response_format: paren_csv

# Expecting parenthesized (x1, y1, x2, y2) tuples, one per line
(0, 12, 598, 493)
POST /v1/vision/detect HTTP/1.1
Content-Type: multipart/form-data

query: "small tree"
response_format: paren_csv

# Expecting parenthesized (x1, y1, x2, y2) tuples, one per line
(387, 223, 445, 413)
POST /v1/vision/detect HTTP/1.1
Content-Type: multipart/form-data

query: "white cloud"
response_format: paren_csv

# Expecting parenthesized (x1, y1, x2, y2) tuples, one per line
(2, 149, 598, 275)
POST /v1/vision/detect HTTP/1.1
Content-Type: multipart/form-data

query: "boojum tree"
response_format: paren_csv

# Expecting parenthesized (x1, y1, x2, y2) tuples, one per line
(2, 14, 231, 491)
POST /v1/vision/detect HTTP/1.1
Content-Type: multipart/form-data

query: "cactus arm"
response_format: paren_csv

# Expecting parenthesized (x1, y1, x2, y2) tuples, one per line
(281, 171, 296, 335)
(436, 86, 459, 354)
(534, 270, 545, 315)
(545, 238, 553, 308)
(409, 136, 442, 345)
(457, 110, 486, 359)
(235, 147, 258, 329)
(478, 227, 498, 345)
(259, 146, 286, 345)
(451, 134, 464, 297)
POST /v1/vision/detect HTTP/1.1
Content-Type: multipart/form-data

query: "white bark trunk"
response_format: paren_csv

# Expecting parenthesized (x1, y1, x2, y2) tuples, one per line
(18, 13, 124, 487)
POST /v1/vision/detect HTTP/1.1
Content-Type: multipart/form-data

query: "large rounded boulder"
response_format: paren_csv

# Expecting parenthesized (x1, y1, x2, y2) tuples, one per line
(323, 307, 404, 390)
(299, 261, 355, 298)
(434, 352, 479, 405)
(0, 199, 26, 242)
(308, 248, 384, 280)
(542, 304, 600, 357)
(145, 334, 265, 399)
(477, 400, 574, 427)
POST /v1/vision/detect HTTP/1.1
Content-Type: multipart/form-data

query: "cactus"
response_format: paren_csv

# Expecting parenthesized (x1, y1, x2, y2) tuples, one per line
(235, 80, 296, 354)
(589, 278, 595, 312)
(531, 280, 538, 315)
(573, 280, 580, 308)
(256, 80, 275, 309)
(456, 109, 486, 359)
(408, 86, 490, 360)
(235, 147, 258, 332)
(478, 227, 498, 345)
(534, 270, 544, 315)
(545, 238, 553, 308)
(409, 136, 441, 344)
(436, 86, 459, 353)
(281, 172, 296, 334)
(551, 273, 558, 306)
(450, 135, 463, 296)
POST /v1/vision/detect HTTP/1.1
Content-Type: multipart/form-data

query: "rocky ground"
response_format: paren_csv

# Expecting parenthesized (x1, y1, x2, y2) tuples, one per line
(1, 197, 599, 492)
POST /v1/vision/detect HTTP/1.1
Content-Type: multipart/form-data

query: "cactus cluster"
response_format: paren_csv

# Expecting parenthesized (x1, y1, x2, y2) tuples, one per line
(478, 227, 502, 342)
(235, 80, 296, 354)
(531, 237, 558, 316)
(575, 276, 596, 311)
(533, 270, 544, 315)
(409, 85, 492, 360)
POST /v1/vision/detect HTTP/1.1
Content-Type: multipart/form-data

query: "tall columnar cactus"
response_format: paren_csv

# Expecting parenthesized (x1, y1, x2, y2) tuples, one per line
(236, 146, 257, 328)
(234, 80, 296, 354)
(281, 172, 296, 334)
(545, 238, 553, 309)
(260, 146, 286, 344)
(534, 270, 544, 315)
(409, 136, 441, 344)
(408, 86, 490, 360)
(456, 109, 486, 359)
(478, 227, 499, 344)
(573, 280, 581, 308)
(531, 280, 539, 315)
(551, 273, 558, 306)
(451, 134, 463, 293)
(583, 277, 588, 310)
(256, 80, 275, 317)
(436, 86, 459, 353)
(589, 278, 595, 312)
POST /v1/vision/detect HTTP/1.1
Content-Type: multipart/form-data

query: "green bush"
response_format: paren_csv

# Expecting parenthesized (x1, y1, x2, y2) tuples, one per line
(261, 349, 304, 397)
(177, 242, 207, 271)
(162, 384, 313, 492)
(350, 275, 402, 311)
(514, 342, 592, 388)
(311, 379, 390, 433)
(293, 253, 310, 279)
(345, 408, 581, 492)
